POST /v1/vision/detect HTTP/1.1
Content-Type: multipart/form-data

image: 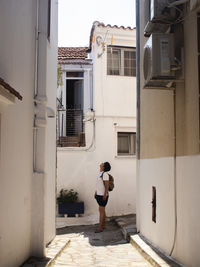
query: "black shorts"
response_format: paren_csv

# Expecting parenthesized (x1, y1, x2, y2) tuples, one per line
(95, 195, 109, 207)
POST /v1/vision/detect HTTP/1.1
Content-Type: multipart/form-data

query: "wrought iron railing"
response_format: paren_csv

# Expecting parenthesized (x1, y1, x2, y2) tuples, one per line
(57, 109, 85, 147)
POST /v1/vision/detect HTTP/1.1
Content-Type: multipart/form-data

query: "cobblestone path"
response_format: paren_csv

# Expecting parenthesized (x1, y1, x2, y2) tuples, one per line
(53, 222, 151, 267)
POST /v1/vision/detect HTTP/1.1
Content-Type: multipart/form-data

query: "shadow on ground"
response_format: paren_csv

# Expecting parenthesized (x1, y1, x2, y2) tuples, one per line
(57, 220, 127, 247)
(20, 256, 51, 267)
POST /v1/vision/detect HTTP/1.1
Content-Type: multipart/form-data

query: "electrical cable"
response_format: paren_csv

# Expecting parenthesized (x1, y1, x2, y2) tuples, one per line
(85, 118, 96, 152)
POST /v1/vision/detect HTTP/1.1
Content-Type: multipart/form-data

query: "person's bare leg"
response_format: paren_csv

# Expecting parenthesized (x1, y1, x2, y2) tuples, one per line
(99, 206, 105, 229)
(96, 206, 105, 232)
(102, 209, 106, 229)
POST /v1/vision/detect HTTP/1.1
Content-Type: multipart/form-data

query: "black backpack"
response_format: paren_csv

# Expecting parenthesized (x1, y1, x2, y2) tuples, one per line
(101, 172, 114, 191)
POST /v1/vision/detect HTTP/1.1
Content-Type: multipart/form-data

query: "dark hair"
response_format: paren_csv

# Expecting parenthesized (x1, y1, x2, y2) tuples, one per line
(104, 162, 111, 172)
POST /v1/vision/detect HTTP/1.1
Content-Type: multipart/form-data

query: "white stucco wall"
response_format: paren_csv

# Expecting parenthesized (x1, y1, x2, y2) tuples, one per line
(137, 1, 200, 266)
(57, 25, 136, 217)
(0, 2, 35, 266)
(57, 116, 136, 216)
(175, 155, 200, 267)
(138, 155, 200, 267)
(0, 1, 57, 266)
(138, 157, 175, 253)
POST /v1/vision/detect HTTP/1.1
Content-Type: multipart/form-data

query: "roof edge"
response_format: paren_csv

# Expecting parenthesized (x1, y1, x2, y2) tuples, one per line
(89, 21, 136, 50)
(0, 78, 22, 101)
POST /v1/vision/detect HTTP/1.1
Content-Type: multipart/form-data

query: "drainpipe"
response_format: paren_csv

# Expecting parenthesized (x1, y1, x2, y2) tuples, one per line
(31, 0, 49, 257)
(136, 0, 141, 231)
(136, 0, 140, 160)
(170, 87, 177, 256)
(33, 0, 39, 172)
(33, 0, 49, 172)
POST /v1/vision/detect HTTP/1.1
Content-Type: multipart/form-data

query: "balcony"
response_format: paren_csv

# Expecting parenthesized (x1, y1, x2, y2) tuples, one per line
(57, 109, 85, 147)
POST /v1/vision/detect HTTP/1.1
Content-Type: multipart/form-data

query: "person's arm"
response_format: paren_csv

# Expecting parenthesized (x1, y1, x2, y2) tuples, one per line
(103, 181, 109, 200)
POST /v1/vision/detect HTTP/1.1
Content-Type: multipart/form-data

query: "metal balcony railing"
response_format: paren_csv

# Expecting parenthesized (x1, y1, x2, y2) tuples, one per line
(57, 109, 85, 147)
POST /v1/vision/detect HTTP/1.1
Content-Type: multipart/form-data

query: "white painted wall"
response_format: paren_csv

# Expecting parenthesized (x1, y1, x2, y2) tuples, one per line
(138, 157, 175, 253)
(57, 25, 136, 217)
(57, 117, 136, 217)
(0, 1, 57, 266)
(137, 1, 200, 266)
(138, 155, 200, 267)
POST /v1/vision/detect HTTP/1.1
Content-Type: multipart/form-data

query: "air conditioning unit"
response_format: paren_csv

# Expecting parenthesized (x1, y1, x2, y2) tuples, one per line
(144, 0, 176, 37)
(143, 33, 175, 88)
(150, 0, 172, 22)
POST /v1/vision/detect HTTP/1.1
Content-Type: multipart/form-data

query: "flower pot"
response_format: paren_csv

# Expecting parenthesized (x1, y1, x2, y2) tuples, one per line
(58, 202, 84, 215)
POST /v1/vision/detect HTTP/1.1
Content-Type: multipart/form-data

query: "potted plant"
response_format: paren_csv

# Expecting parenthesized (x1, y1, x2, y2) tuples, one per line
(57, 189, 84, 216)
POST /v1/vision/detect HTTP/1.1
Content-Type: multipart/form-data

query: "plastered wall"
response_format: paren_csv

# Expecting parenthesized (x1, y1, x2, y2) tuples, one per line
(57, 26, 137, 217)
(137, 1, 200, 266)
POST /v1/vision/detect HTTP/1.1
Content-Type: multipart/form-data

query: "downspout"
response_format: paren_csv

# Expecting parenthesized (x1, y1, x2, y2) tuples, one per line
(136, 0, 141, 231)
(33, 0, 47, 173)
(170, 87, 177, 256)
(34, 0, 39, 98)
(33, 0, 39, 171)
(136, 0, 140, 160)
(31, 0, 49, 257)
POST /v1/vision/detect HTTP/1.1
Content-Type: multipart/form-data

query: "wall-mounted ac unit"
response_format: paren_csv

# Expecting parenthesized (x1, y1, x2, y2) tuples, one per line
(143, 33, 175, 88)
(150, 0, 172, 22)
(144, 0, 176, 37)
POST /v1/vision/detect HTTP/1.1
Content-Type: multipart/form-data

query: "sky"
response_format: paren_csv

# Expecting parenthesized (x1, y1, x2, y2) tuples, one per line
(58, 0, 136, 47)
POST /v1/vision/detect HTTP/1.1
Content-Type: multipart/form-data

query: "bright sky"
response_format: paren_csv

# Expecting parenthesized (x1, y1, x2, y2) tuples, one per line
(58, 0, 136, 47)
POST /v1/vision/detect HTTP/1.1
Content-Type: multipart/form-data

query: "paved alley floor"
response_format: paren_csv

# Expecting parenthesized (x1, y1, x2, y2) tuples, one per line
(53, 221, 151, 267)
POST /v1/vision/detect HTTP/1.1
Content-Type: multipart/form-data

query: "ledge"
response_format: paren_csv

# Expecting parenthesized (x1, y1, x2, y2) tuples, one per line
(115, 155, 136, 159)
(0, 78, 22, 105)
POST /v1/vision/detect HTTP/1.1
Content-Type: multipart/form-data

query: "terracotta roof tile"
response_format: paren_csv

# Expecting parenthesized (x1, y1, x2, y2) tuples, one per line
(0, 78, 22, 100)
(89, 21, 136, 51)
(58, 47, 89, 61)
(59, 59, 92, 65)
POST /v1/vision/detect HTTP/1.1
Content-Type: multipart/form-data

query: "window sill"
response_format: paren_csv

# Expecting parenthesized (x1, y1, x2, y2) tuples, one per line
(107, 74, 136, 78)
(57, 146, 87, 152)
(115, 155, 136, 159)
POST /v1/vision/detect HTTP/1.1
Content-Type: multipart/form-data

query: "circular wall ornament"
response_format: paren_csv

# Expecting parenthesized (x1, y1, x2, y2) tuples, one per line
(96, 35, 103, 46)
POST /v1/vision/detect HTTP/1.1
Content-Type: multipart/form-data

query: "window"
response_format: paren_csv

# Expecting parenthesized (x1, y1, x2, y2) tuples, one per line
(66, 72, 84, 78)
(107, 47, 136, 76)
(107, 48, 121, 75)
(117, 132, 136, 155)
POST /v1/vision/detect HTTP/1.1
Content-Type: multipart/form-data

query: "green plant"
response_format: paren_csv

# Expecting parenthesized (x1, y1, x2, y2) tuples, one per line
(57, 189, 78, 204)
(57, 64, 63, 88)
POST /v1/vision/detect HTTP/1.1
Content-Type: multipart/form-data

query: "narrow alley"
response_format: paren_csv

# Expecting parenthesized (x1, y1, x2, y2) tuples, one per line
(52, 221, 151, 267)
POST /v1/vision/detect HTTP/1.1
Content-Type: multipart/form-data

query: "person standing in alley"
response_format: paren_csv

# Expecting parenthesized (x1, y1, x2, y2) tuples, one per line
(94, 162, 111, 233)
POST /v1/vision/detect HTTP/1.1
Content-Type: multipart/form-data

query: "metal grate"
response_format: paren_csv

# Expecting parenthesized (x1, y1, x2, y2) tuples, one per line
(57, 109, 85, 147)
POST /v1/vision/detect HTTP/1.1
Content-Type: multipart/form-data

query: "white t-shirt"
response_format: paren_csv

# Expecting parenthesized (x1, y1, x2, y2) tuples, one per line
(96, 171, 109, 196)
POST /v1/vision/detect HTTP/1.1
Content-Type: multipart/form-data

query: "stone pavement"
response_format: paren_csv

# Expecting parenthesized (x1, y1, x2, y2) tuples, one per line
(21, 214, 184, 267)
(114, 215, 184, 267)
(52, 221, 151, 267)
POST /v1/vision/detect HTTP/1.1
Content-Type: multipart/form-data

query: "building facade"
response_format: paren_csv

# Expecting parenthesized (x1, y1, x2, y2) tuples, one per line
(0, 1, 58, 266)
(137, 1, 200, 266)
(57, 22, 137, 219)
(57, 47, 92, 147)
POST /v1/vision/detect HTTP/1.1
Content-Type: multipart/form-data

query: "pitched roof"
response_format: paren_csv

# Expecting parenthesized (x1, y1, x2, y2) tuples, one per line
(58, 47, 92, 65)
(0, 78, 22, 100)
(89, 21, 136, 51)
